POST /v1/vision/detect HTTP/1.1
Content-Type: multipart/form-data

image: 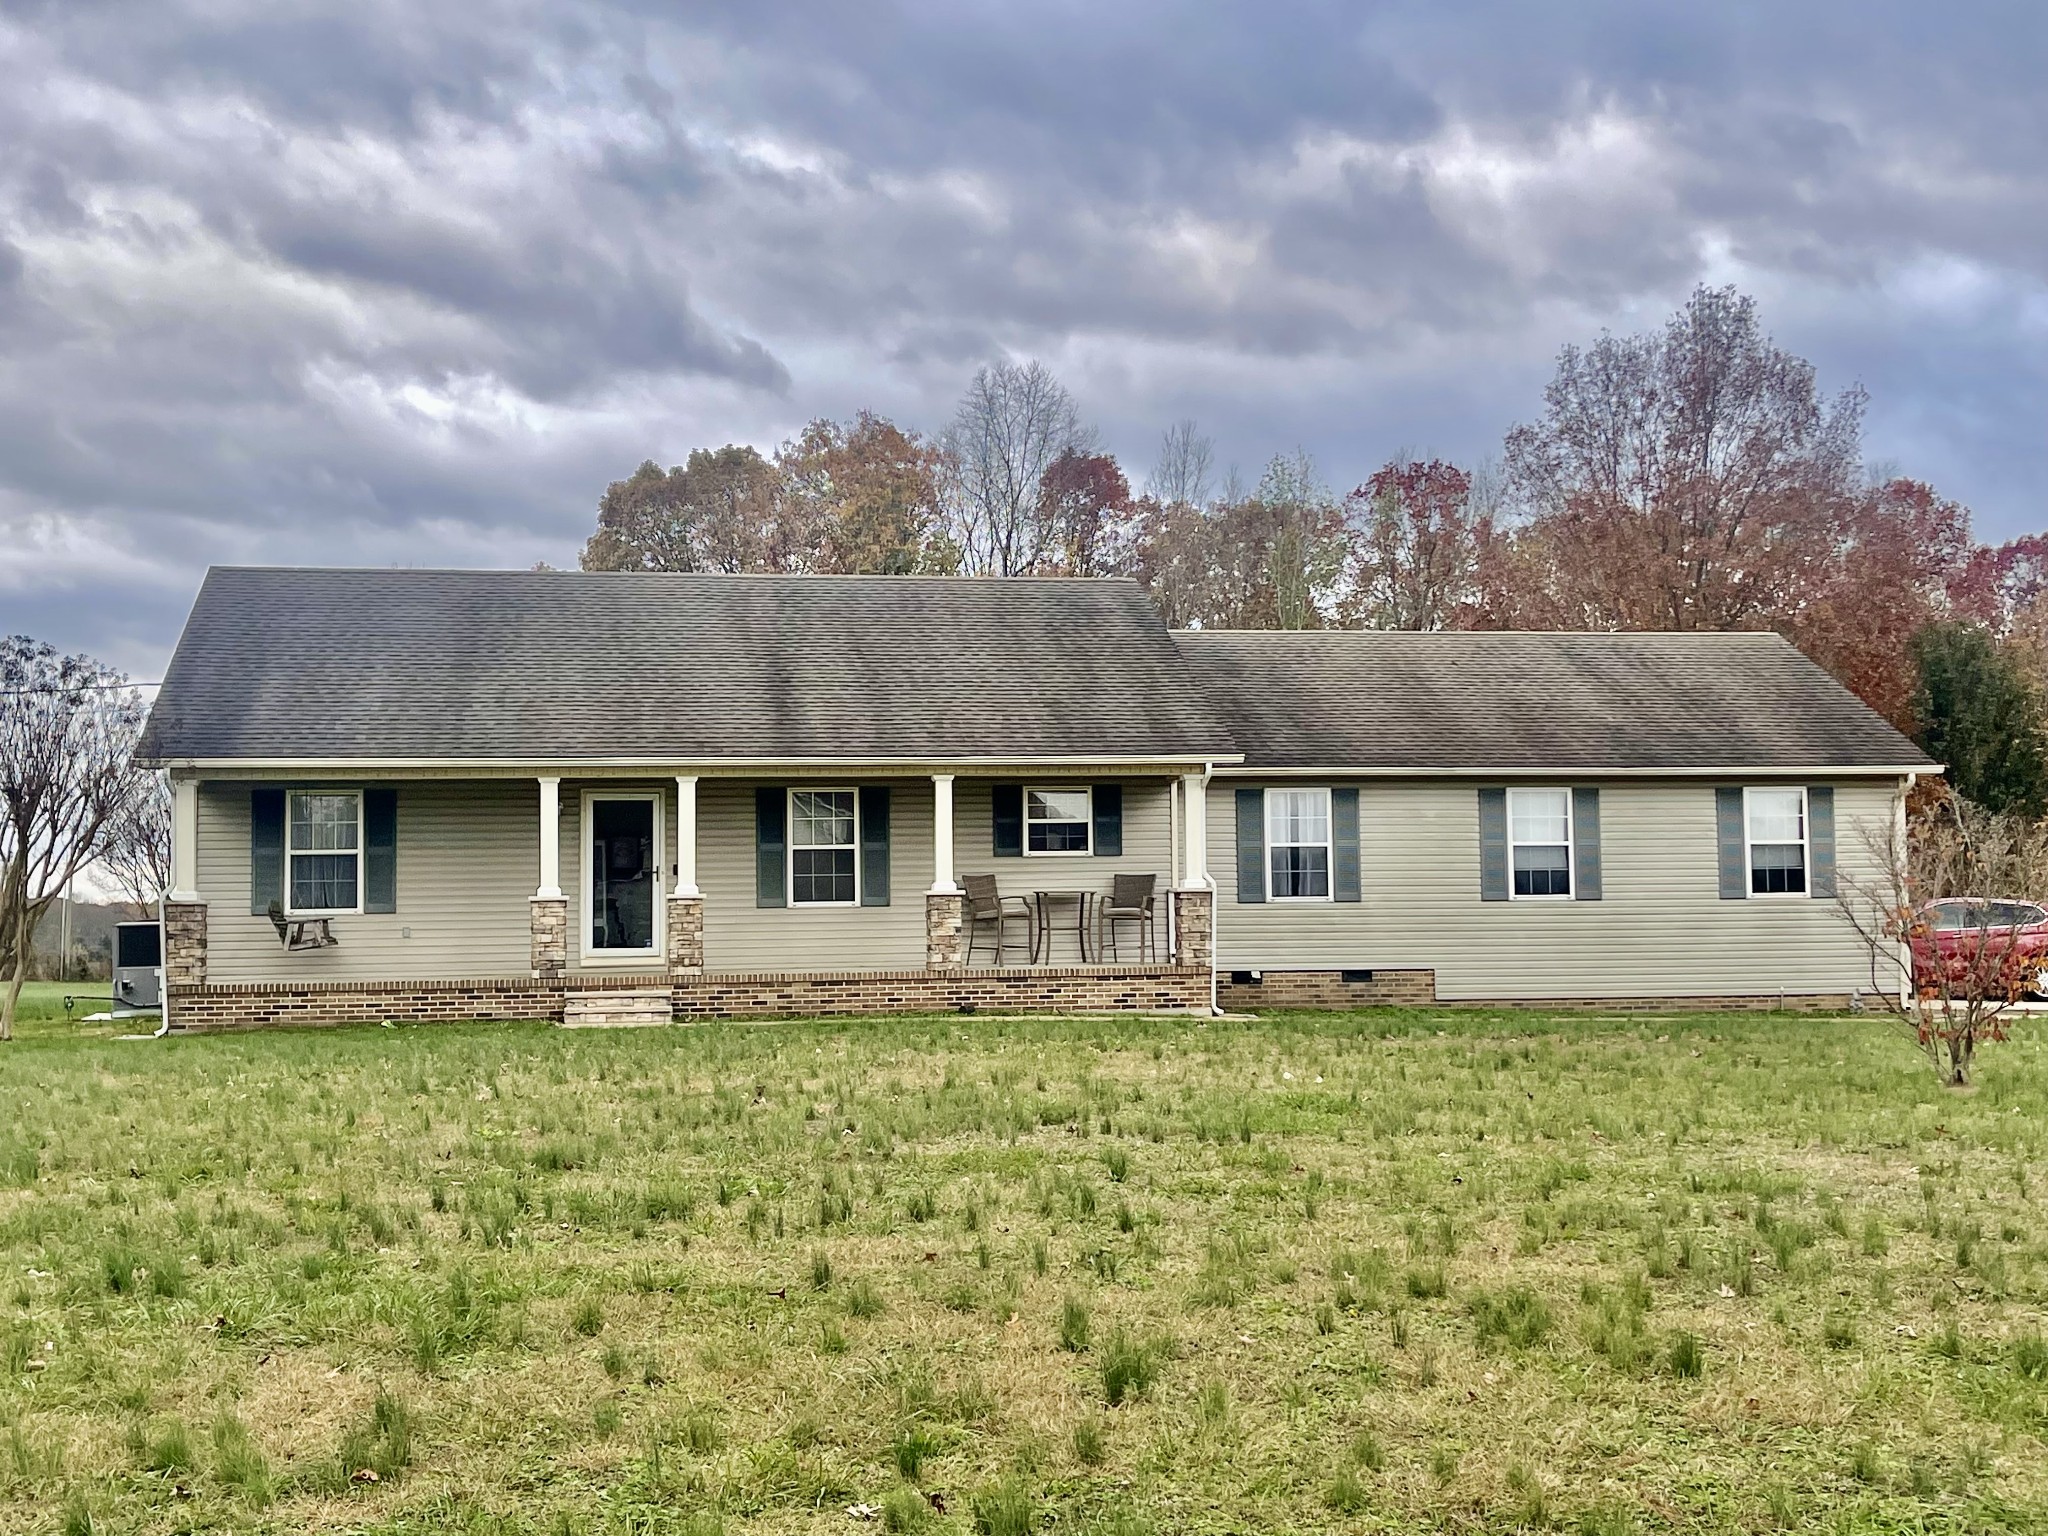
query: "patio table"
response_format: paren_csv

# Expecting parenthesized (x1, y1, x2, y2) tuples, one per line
(1031, 889, 1094, 964)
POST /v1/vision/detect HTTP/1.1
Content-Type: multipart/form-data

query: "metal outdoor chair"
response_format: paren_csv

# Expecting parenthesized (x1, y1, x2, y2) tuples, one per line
(1095, 873, 1158, 963)
(962, 874, 1034, 965)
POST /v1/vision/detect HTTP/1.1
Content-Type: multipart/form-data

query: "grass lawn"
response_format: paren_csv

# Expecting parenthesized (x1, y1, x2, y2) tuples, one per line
(2, 1004, 2045, 1535)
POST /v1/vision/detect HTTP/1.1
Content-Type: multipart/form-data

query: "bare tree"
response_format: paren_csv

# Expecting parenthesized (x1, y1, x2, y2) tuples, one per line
(1, 637, 149, 1039)
(1836, 788, 2040, 1087)
(1149, 419, 1214, 511)
(940, 360, 1094, 575)
(102, 768, 173, 911)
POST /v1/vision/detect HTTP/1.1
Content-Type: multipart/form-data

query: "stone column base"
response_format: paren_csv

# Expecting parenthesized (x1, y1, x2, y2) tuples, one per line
(164, 900, 208, 988)
(667, 894, 705, 975)
(1172, 888, 1213, 968)
(926, 891, 966, 970)
(530, 896, 567, 979)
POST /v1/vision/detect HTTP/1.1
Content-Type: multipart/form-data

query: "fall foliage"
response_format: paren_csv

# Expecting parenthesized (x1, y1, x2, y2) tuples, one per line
(580, 284, 2048, 776)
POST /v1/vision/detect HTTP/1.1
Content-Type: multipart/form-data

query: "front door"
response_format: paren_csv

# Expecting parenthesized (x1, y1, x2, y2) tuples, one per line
(588, 795, 658, 956)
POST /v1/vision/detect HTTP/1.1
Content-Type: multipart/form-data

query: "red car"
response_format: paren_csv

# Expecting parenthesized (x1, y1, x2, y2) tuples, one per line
(1911, 899, 2048, 997)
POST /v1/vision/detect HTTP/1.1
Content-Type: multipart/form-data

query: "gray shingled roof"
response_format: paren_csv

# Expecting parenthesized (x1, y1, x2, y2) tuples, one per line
(1174, 630, 1932, 771)
(140, 568, 1234, 763)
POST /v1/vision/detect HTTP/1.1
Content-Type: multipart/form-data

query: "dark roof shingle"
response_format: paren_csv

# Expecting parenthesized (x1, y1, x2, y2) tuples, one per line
(1174, 630, 1932, 772)
(140, 568, 1234, 763)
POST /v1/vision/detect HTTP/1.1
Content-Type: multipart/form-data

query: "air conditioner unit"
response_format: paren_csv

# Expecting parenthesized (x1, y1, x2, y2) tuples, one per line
(112, 922, 163, 1013)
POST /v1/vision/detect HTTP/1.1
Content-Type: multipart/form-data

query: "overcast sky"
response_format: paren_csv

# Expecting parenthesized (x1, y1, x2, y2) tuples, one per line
(3, 1, 2045, 676)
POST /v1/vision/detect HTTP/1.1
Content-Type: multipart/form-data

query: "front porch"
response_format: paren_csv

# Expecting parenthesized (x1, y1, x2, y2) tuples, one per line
(158, 768, 1217, 1031)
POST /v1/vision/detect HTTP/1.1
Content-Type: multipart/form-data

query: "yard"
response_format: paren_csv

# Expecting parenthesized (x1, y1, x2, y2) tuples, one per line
(2, 991, 2045, 1535)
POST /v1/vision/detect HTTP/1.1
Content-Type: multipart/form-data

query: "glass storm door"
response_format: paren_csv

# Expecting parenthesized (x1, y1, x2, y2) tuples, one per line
(590, 797, 656, 953)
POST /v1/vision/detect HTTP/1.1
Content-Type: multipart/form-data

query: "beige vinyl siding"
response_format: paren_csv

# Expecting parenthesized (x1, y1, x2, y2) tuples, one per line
(1209, 778, 1901, 1000)
(196, 779, 537, 984)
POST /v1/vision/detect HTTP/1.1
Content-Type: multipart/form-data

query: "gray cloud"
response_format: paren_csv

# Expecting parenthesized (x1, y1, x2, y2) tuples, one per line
(1, 0, 2045, 676)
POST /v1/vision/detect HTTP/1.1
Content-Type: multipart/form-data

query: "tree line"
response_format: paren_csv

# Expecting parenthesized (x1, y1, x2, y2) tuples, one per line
(581, 286, 2048, 816)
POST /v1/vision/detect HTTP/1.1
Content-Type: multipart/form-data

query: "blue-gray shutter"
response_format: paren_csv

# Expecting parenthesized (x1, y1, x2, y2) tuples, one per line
(1715, 787, 1747, 900)
(364, 788, 398, 913)
(1478, 787, 1508, 902)
(1807, 785, 1836, 899)
(1235, 787, 1266, 904)
(859, 786, 890, 907)
(992, 785, 1023, 857)
(1091, 784, 1123, 857)
(250, 788, 284, 914)
(755, 788, 786, 908)
(1331, 786, 1361, 903)
(1571, 787, 1601, 901)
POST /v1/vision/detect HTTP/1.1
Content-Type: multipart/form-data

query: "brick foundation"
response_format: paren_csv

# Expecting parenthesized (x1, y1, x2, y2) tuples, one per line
(666, 895, 704, 975)
(1171, 888, 1213, 967)
(1217, 969, 1854, 1014)
(1221, 968, 1436, 1009)
(163, 963, 1211, 1032)
(530, 897, 566, 979)
(926, 891, 966, 969)
(163, 901, 207, 989)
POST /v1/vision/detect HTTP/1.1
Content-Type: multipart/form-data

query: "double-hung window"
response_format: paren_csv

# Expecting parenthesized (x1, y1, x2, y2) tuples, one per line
(1508, 788, 1572, 898)
(1266, 788, 1332, 900)
(1025, 787, 1092, 855)
(287, 790, 362, 913)
(790, 789, 859, 904)
(1745, 787, 1807, 895)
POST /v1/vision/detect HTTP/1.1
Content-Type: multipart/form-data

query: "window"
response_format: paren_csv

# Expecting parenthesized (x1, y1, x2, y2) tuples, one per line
(790, 789, 859, 904)
(1266, 788, 1331, 900)
(587, 794, 659, 954)
(1508, 788, 1572, 898)
(1745, 787, 1807, 895)
(1025, 787, 1092, 855)
(287, 791, 361, 913)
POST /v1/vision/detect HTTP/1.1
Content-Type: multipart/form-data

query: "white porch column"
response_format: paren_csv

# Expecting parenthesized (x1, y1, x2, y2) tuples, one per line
(536, 775, 563, 899)
(673, 775, 700, 897)
(1180, 772, 1209, 888)
(929, 774, 960, 893)
(167, 775, 200, 903)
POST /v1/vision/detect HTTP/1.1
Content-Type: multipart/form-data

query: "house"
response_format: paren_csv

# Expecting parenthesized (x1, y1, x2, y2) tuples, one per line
(138, 568, 1935, 1030)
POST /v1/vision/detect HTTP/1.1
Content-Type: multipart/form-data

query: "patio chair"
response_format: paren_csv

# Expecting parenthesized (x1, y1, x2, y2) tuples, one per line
(266, 898, 338, 951)
(1095, 873, 1158, 963)
(962, 874, 1035, 965)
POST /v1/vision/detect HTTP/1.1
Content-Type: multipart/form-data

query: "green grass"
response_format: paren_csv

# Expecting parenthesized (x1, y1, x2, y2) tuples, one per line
(1, 1006, 2045, 1532)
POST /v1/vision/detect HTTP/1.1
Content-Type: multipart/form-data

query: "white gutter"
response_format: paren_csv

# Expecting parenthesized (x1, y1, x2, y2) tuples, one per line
(1209, 763, 1942, 779)
(158, 753, 1245, 775)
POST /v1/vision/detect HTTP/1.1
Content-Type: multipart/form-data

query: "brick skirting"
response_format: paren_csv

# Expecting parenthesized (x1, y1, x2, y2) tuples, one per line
(1218, 969, 1853, 1014)
(165, 964, 1212, 1032)
(1220, 969, 1437, 1009)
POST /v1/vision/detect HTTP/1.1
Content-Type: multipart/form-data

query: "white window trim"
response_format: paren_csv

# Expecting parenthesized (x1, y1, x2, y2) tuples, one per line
(1506, 787, 1574, 902)
(788, 786, 862, 906)
(1744, 785, 1808, 900)
(1023, 784, 1093, 858)
(1265, 786, 1334, 903)
(580, 788, 665, 963)
(284, 788, 364, 917)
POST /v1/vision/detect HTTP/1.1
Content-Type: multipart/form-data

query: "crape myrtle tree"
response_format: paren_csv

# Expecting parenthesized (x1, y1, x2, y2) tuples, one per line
(1836, 785, 2048, 1086)
(0, 637, 150, 1040)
